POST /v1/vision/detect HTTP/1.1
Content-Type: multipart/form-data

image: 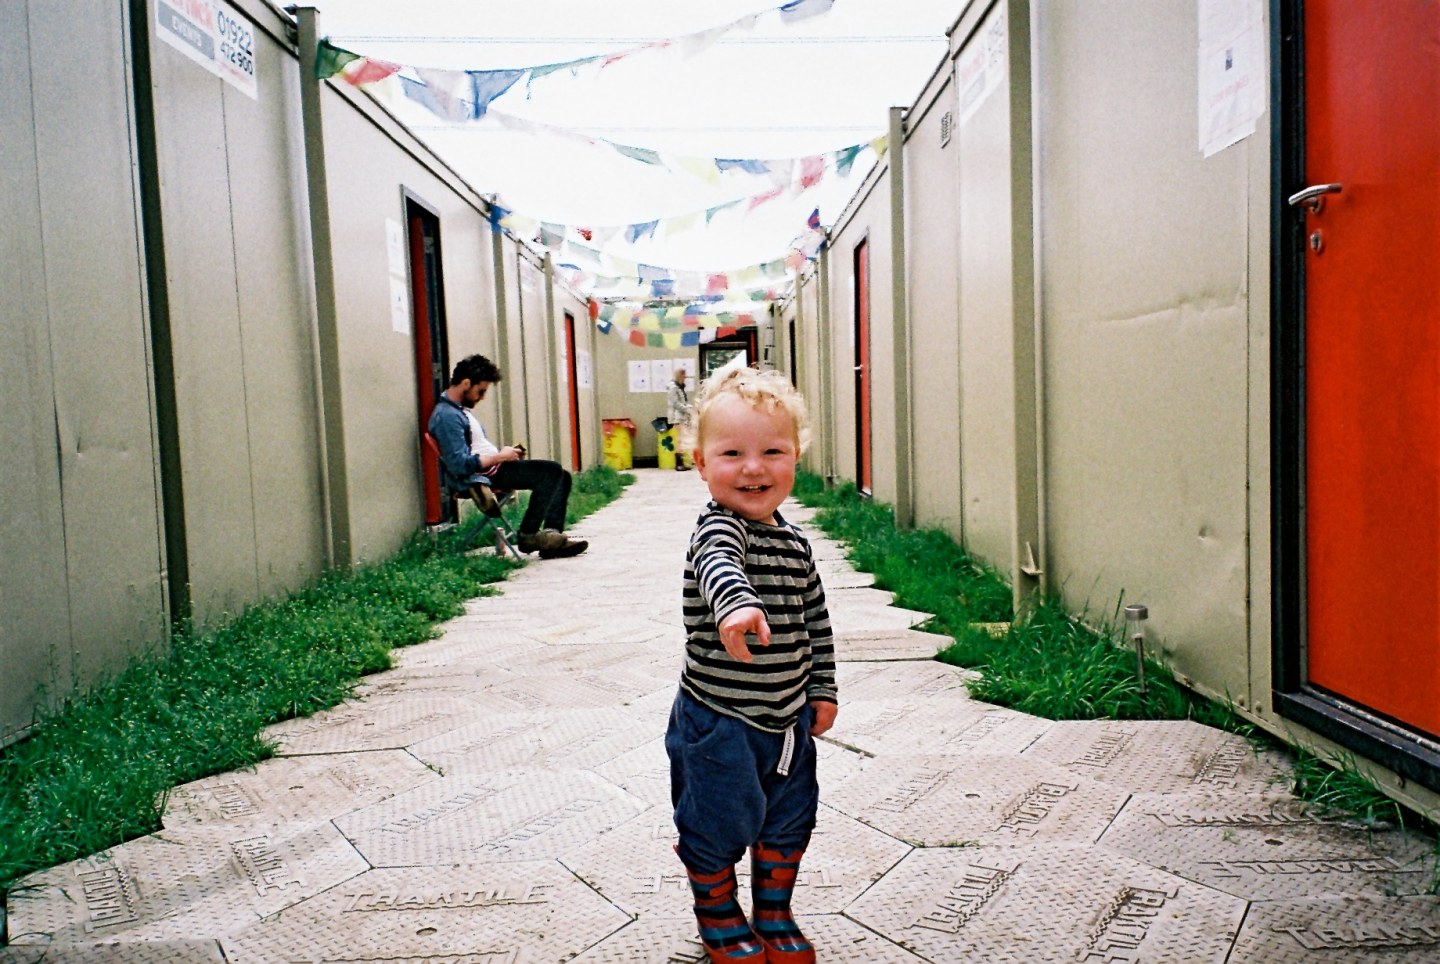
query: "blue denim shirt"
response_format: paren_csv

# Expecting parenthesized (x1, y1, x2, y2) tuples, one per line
(427, 395, 485, 493)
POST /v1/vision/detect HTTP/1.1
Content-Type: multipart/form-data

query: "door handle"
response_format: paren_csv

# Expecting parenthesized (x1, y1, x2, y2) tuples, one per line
(1287, 183, 1343, 212)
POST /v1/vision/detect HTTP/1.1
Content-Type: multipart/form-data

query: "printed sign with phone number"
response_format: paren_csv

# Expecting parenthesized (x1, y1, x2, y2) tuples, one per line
(157, 0, 258, 99)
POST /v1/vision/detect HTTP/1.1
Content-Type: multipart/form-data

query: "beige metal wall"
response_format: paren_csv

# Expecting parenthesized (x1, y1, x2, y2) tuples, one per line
(320, 83, 505, 562)
(1, 0, 559, 741)
(591, 332, 696, 464)
(790, 272, 827, 477)
(956, 0, 1038, 586)
(511, 252, 554, 458)
(1033, 0, 1258, 703)
(0, 0, 169, 743)
(904, 72, 966, 538)
(554, 287, 601, 471)
(150, 0, 328, 613)
(798, 0, 1435, 812)
(825, 170, 895, 499)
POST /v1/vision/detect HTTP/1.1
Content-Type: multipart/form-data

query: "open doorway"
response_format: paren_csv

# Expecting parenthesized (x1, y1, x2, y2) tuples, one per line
(563, 310, 582, 470)
(853, 238, 872, 495)
(700, 329, 758, 380)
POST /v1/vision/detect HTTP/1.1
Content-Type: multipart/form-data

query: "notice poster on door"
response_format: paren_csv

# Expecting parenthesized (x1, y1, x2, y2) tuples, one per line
(156, 0, 258, 99)
(1198, 0, 1266, 157)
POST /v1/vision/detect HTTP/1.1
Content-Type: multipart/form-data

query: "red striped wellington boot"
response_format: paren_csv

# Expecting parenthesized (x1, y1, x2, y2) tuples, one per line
(750, 844, 815, 963)
(683, 862, 766, 962)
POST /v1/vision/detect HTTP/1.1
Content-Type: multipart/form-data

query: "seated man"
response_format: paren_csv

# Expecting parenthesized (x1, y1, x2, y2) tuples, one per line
(428, 354, 588, 559)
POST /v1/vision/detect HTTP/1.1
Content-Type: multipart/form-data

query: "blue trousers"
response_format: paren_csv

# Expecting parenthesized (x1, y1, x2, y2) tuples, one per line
(665, 689, 819, 874)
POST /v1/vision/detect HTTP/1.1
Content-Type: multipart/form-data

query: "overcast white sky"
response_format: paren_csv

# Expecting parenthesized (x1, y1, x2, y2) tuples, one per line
(292, 1, 957, 272)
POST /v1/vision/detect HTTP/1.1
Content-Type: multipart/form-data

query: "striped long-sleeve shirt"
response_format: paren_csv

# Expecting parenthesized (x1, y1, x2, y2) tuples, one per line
(680, 502, 836, 733)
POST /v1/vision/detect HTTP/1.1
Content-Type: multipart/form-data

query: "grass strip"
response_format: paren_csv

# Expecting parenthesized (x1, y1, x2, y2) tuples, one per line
(792, 471, 1438, 845)
(793, 473, 1244, 727)
(0, 466, 633, 891)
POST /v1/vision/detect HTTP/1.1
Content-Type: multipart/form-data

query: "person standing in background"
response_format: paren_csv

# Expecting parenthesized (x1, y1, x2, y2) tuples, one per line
(666, 367, 694, 471)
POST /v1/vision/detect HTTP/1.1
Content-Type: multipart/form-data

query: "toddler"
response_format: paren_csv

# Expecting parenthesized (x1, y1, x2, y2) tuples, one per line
(665, 363, 836, 963)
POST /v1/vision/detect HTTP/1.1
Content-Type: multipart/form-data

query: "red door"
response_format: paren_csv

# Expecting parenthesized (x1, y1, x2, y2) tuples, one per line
(854, 239, 872, 494)
(1301, 1, 1440, 737)
(408, 204, 448, 525)
(563, 311, 582, 470)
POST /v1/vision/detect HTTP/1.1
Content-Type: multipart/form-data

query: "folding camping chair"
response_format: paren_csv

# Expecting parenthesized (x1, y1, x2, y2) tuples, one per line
(422, 432, 523, 561)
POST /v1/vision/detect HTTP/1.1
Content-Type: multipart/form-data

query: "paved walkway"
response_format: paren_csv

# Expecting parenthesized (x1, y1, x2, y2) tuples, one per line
(5, 469, 1438, 962)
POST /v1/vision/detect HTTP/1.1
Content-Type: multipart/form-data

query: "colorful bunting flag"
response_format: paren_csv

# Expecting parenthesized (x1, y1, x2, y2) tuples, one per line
(468, 68, 526, 117)
(799, 155, 825, 190)
(625, 220, 659, 243)
(614, 144, 664, 165)
(314, 40, 360, 80)
(486, 202, 511, 234)
(717, 158, 771, 175)
(780, 0, 836, 24)
(344, 57, 402, 85)
(319, 0, 838, 117)
(747, 186, 785, 211)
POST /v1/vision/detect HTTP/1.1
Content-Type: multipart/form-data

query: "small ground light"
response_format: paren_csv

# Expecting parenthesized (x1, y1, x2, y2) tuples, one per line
(1124, 604, 1149, 695)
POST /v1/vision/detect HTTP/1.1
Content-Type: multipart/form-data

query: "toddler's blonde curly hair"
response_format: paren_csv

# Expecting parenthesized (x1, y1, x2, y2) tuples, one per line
(680, 361, 812, 457)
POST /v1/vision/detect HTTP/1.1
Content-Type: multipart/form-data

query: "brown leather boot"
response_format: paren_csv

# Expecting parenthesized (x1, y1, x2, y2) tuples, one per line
(751, 844, 815, 963)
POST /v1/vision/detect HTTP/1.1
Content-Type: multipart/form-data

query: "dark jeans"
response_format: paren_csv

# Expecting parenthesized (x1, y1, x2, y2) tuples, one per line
(488, 458, 572, 535)
(665, 689, 819, 873)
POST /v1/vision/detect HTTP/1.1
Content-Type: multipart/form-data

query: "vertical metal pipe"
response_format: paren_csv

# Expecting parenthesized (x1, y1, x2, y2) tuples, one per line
(543, 251, 562, 458)
(816, 241, 836, 485)
(1125, 604, 1149, 695)
(888, 105, 914, 527)
(490, 216, 514, 444)
(127, 0, 191, 621)
(295, 7, 350, 567)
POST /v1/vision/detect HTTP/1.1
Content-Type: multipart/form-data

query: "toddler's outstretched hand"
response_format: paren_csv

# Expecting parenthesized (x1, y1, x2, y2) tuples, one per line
(718, 606, 770, 663)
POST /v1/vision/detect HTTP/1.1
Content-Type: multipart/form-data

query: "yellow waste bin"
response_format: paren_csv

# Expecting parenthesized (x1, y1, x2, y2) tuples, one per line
(655, 422, 689, 470)
(601, 418, 636, 470)
(656, 426, 679, 470)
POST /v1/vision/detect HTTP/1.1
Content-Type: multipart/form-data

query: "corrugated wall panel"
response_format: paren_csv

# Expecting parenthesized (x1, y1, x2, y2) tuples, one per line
(226, 46, 327, 597)
(150, 32, 260, 618)
(1, 0, 77, 741)
(38, 1, 169, 677)
(905, 77, 966, 539)
(1035, 0, 1250, 698)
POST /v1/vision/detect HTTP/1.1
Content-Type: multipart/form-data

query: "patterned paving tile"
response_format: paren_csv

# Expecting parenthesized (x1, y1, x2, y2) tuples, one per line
(846, 843, 1246, 962)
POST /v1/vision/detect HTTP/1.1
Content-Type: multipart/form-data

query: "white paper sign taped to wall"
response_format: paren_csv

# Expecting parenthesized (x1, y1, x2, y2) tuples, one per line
(628, 360, 651, 393)
(1198, 0, 1266, 156)
(389, 277, 410, 334)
